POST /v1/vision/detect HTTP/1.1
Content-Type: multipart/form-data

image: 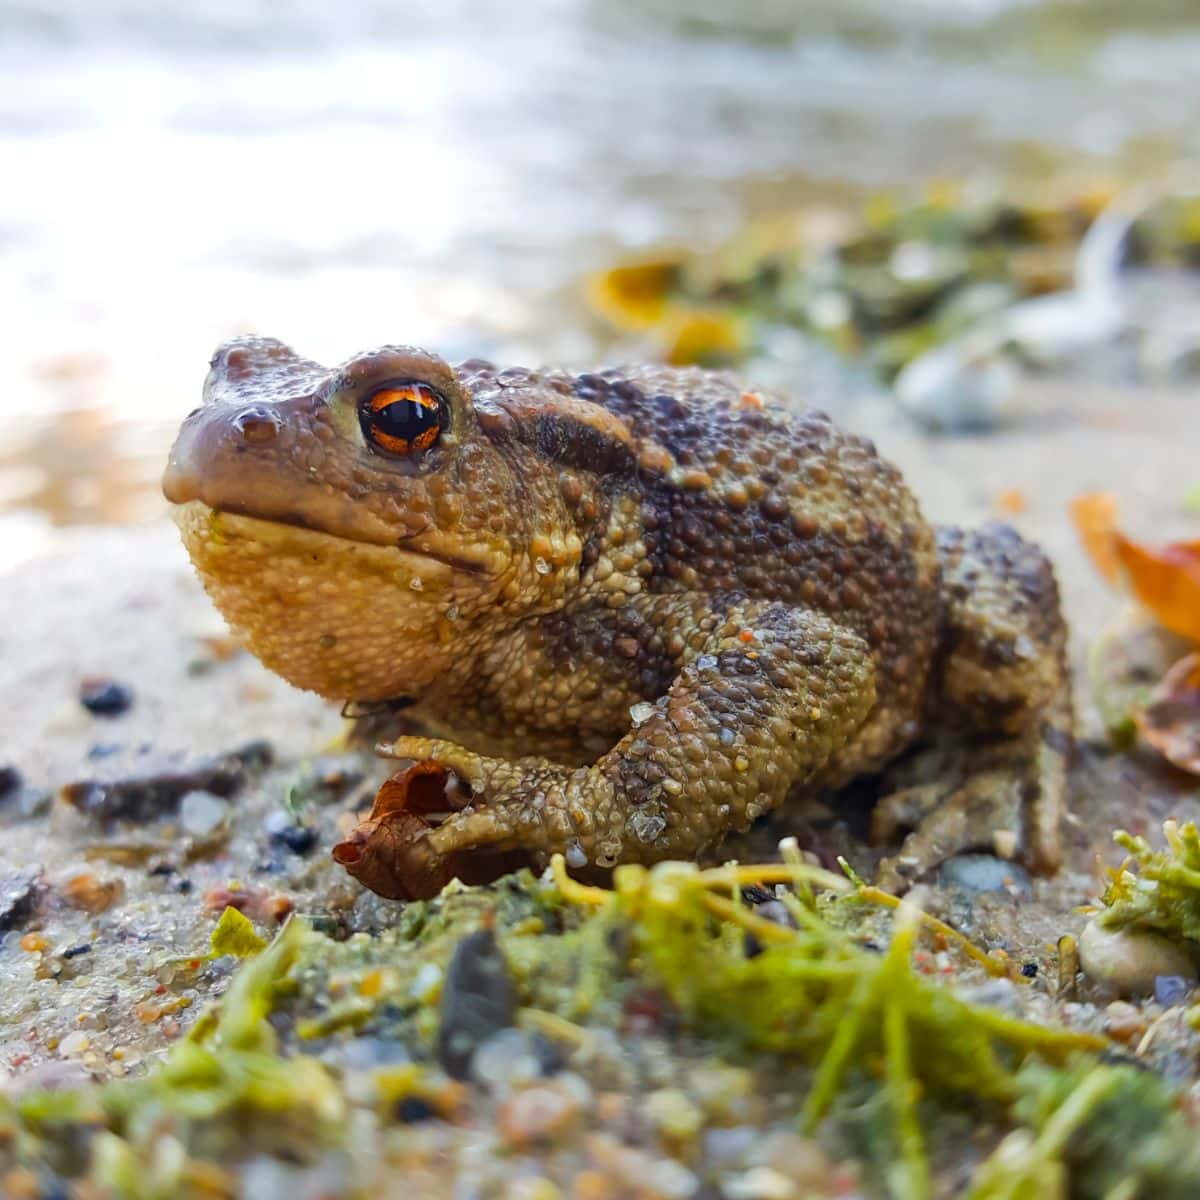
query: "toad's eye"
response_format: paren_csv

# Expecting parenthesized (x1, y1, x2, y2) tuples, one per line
(359, 382, 446, 456)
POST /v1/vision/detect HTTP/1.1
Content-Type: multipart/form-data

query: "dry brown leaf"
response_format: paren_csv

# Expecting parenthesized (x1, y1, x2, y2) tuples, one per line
(1134, 652, 1200, 776)
(332, 761, 533, 901)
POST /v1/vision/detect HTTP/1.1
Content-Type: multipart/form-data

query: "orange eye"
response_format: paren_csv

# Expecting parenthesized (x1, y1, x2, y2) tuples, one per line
(359, 382, 446, 456)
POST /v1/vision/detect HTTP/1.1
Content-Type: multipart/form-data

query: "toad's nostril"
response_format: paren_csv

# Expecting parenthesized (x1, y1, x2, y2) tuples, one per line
(233, 406, 281, 445)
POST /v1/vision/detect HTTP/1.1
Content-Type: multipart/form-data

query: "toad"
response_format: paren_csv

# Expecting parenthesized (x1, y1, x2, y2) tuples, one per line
(164, 339, 1071, 895)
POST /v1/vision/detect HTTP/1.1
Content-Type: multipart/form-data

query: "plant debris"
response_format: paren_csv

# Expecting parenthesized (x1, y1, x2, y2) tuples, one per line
(1135, 653, 1200, 775)
(332, 760, 534, 900)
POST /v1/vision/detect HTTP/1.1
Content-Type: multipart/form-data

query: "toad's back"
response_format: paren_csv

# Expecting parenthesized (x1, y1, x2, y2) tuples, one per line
(453, 358, 941, 771)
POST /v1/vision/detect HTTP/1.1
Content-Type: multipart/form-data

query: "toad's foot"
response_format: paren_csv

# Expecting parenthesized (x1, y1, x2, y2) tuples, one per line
(380, 603, 877, 879)
(872, 706, 1070, 892)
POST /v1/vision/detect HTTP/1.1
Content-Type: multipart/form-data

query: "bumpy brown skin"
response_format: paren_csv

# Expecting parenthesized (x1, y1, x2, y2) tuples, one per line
(164, 338, 1072, 888)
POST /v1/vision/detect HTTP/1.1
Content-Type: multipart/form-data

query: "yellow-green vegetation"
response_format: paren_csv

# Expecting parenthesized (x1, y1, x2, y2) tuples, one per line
(968, 1059, 1200, 1200)
(587, 186, 1200, 377)
(5, 857, 1200, 1199)
(1101, 819, 1200, 942)
(553, 856, 1105, 1200)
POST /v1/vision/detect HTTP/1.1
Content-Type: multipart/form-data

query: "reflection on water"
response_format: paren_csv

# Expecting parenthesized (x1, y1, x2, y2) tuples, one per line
(2, 0, 1199, 565)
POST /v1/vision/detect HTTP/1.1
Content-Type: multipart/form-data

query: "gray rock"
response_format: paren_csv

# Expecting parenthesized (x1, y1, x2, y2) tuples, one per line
(939, 853, 1032, 897)
(436, 928, 517, 1080)
(1079, 919, 1197, 997)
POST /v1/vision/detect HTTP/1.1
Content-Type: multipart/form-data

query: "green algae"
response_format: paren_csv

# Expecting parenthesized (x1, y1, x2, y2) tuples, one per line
(968, 1059, 1200, 1199)
(7, 856, 1200, 1199)
(1100, 819, 1200, 943)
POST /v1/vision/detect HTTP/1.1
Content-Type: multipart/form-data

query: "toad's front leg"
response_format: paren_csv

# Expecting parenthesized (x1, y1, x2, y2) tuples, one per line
(384, 603, 876, 879)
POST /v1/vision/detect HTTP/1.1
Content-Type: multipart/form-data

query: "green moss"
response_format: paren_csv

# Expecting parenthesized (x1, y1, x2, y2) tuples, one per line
(1100, 820, 1200, 942)
(968, 1060, 1200, 1199)
(8, 855, 1200, 1199)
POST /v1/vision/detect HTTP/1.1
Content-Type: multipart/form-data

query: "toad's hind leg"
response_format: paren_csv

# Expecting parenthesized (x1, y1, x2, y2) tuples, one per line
(874, 523, 1073, 891)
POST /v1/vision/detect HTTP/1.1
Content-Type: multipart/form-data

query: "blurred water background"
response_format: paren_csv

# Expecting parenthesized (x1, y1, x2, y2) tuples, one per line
(2, 0, 1199, 564)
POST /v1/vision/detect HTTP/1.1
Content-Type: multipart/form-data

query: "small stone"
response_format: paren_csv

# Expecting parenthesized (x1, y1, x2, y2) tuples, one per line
(395, 1095, 437, 1123)
(629, 703, 655, 727)
(61, 740, 274, 824)
(0, 869, 43, 931)
(508, 1180, 562, 1200)
(264, 811, 317, 855)
(436, 928, 517, 1080)
(1103, 1000, 1147, 1045)
(179, 791, 229, 838)
(0, 766, 19, 798)
(1079, 918, 1198, 997)
(472, 1027, 544, 1093)
(721, 1166, 798, 1200)
(939, 854, 1032, 897)
(58, 1031, 90, 1057)
(409, 962, 442, 1003)
(497, 1078, 586, 1148)
(78, 678, 133, 717)
(1155, 974, 1193, 1008)
(644, 1087, 703, 1143)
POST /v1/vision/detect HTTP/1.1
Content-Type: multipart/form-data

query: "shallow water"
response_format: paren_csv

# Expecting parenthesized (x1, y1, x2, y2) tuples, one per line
(2, 0, 1199, 565)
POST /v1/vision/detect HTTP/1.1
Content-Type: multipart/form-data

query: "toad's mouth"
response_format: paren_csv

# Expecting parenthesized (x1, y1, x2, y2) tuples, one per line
(169, 498, 492, 577)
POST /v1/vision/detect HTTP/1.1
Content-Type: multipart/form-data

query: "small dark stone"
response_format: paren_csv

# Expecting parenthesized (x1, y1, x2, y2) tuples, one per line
(436, 928, 517, 1081)
(531, 1031, 566, 1076)
(79, 679, 134, 717)
(264, 810, 318, 855)
(174, 878, 194, 895)
(0, 767, 49, 822)
(395, 1095, 437, 1123)
(1155, 974, 1193, 1007)
(61, 741, 274, 825)
(1021, 962, 1038, 978)
(0, 868, 43, 932)
(86, 744, 122, 761)
(743, 895, 798, 958)
(62, 943, 92, 960)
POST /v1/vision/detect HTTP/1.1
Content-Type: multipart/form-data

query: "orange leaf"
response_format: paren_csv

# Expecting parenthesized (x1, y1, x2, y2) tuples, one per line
(1114, 536, 1200, 644)
(1069, 492, 1122, 584)
(1071, 492, 1200, 643)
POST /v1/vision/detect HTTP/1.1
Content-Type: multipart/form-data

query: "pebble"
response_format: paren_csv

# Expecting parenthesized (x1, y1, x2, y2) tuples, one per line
(180, 791, 230, 838)
(644, 1087, 703, 1143)
(472, 1028, 545, 1094)
(0, 766, 19, 798)
(78, 677, 134, 717)
(1155, 974, 1193, 1008)
(1103, 1000, 1147, 1045)
(58, 1031, 90, 1057)
(939, 854, 1032, 897)
(1078, 918, 1198, 997)
(497, 1076, 588, 1148)
(436, 928, 517, 1080)
(0, 869, 43, 932)
(61, 740, 274, 824)
(264, 810, 318, 855)
(722, 1166, 798, 1200)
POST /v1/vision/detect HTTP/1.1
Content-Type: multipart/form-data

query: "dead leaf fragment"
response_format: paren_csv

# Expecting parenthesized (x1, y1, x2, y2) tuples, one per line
(332, 761, 533, 901)
(1135, 653, 1200, 775)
